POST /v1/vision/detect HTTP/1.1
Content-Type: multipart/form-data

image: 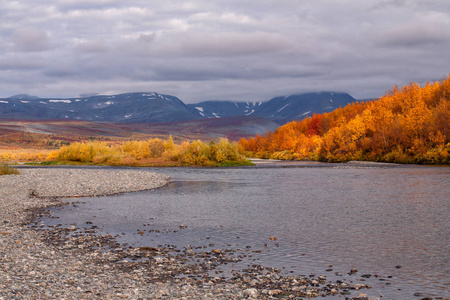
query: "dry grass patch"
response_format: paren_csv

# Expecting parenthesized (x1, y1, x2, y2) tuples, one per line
(0, 164, 19, 175)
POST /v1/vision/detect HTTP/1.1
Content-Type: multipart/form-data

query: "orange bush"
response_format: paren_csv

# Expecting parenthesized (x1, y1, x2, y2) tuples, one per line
(239, 75, 450, 164)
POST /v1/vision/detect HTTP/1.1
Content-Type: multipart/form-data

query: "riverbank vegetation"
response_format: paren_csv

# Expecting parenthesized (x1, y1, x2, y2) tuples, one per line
(239, 76, 450, 164)
(1, 137, 251, 167)
(0, 164, 19, 175)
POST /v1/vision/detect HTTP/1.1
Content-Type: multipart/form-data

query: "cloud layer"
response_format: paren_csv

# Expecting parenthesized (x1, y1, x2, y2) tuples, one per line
(1, 0, 449, 102)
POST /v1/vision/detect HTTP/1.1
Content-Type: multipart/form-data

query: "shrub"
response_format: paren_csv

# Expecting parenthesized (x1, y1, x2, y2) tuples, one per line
(56, 142, 116, 163)
(11, 136, 251, 167)
(0, 164, 19, 175)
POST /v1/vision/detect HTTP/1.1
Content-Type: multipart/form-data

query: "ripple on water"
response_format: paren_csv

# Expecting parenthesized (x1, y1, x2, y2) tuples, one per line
(42, 165, 450, 299)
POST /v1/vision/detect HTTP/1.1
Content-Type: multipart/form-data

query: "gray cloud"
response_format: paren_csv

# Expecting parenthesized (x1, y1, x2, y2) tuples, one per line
(0, 0, 449, 102)
(74, 40, 110, 54)
(11, 28, 49, 52)
(0, 54, 46, 70)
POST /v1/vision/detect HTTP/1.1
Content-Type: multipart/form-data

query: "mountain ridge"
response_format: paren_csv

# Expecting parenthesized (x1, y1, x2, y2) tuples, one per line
(0, 91, 361, 125)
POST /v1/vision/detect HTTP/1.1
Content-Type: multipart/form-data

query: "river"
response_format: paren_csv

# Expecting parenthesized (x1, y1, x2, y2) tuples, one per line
(41, 162, 450, 299)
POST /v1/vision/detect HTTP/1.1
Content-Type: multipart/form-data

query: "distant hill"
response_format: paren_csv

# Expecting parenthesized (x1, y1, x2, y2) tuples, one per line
(127, 115, 280, 140)
(0, 91, 359, 125)
(186, 101, 262, 119)
(0, 116, 279, 142)
(187, 93, 358, 124)
(253, 92, 357, 124)
(8, 94, 41, 100)
(0, 92, 199, 123)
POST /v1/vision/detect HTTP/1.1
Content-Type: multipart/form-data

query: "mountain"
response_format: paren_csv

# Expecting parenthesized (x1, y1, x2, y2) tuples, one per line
(187, 92, 357, 124)
(0, 91, 359, 125)
(253, 92, 357, 124)
(0, 92, 199, 123)
(187, 101, 262, 118)
(8, 94, 41, 100)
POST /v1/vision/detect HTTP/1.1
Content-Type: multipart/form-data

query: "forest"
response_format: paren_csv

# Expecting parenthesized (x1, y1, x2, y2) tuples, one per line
(238, 76, 450, 164)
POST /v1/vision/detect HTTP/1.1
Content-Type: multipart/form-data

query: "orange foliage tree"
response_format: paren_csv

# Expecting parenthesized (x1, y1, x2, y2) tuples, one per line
(239, 75, 450, 164)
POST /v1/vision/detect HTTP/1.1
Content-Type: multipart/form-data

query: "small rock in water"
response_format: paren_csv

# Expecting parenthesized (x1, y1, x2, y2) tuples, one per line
(341, 289, 351, 295)
(354, 283, 366, 290)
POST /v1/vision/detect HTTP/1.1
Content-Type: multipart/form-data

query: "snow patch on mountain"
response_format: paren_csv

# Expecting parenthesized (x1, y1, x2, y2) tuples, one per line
(277, 103, 290, 112)
(49, 99, 72, 103)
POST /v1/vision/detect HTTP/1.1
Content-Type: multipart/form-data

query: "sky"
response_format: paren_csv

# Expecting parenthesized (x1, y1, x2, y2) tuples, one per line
(1, 0, 449, 103)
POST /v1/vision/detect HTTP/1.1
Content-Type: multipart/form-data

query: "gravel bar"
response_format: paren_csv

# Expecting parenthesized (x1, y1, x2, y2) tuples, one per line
(1, 168, 378, 299)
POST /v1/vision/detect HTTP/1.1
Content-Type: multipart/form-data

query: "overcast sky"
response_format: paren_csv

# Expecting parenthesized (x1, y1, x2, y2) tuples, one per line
(1, 0, 449, 103)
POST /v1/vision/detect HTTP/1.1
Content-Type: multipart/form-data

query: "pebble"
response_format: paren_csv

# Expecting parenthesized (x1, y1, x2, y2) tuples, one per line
(243, 288, 258, 298)
(0, 168, 434, 299)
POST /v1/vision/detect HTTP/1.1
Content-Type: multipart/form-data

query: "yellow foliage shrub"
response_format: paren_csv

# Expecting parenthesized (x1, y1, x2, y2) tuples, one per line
(12, 136, 248, 166)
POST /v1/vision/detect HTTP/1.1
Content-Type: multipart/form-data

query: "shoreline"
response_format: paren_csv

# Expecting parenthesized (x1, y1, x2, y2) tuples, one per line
(1, 168, 380, 299)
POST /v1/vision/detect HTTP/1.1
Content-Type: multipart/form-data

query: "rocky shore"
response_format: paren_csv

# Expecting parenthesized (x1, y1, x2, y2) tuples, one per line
(1, 168, 379, 299)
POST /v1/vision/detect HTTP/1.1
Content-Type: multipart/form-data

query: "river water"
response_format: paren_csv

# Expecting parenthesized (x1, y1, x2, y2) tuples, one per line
(42, 162, 450, 299)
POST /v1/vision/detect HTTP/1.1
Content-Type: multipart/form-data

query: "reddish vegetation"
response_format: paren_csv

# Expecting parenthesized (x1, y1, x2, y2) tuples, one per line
(0, 116, 272, 150)
(239, 76, 450, 164)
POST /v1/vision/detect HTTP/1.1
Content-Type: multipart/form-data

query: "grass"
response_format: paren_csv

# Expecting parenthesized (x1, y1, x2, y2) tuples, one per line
(218, 160, 255, 167)
(0, 164, 20, 175)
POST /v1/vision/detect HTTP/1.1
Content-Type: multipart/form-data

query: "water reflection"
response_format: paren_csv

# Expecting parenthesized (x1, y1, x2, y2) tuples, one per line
(42, 165, 450, 299)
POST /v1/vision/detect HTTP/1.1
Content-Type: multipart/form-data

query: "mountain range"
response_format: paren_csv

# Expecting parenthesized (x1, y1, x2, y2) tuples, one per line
(0, 91, 359, 126)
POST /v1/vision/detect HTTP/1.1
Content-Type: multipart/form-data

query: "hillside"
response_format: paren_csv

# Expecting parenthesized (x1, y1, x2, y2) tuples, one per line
(1, 92, 359, 125)
(187, 101, 262, 119)
(239, 76, 450, 164)
(0, 93, 199, 123)
(0, 115, 279, 151)
(252, 92, 356, 124)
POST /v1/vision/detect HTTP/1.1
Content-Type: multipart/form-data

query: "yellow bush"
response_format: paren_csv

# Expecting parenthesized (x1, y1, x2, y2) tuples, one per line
(2, 136, 249, 167)
(148, 138, 165, 157)
(47, 150, 59, 161)
(56, 142, 116, 163)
